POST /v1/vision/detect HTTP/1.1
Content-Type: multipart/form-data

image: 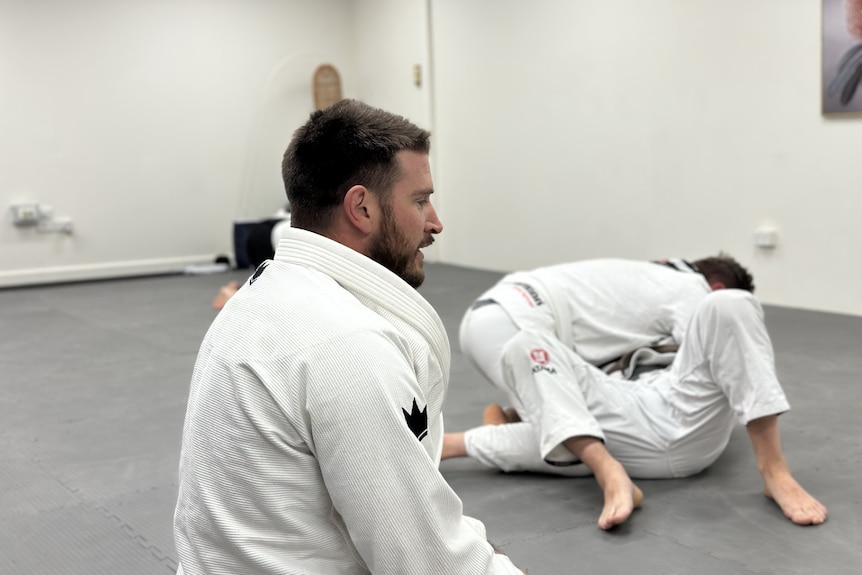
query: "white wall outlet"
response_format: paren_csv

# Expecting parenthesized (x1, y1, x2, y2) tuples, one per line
(10, 203, 42, 226)
(753, 228, 778, 249)
(35, 216, 74, 235)
(54, 217, 74, 235)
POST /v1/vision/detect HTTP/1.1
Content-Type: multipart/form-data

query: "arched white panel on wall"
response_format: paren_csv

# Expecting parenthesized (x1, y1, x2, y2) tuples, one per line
(236, 51, 353, 221)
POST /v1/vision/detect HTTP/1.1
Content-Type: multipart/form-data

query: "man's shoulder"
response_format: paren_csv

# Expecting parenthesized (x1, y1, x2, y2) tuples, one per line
(217, 265, 389, 340)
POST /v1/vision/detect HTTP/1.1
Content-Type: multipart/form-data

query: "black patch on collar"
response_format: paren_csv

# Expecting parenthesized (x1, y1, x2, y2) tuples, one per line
(249, 261, 269, 284)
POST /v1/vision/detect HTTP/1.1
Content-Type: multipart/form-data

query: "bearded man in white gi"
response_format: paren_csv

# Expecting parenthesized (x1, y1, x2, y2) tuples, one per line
(174, 100, 525, 574)
(443, 257, 827, 530)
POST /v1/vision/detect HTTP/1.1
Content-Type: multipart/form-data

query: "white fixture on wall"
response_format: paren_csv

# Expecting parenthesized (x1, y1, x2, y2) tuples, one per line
(9, 202, 74, 235)
(753, 227, 777, 249)
(10, 203, 41, 226)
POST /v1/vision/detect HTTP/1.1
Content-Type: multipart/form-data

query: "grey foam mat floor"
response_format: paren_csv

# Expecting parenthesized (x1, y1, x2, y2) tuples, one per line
(1, 263, 860, 574)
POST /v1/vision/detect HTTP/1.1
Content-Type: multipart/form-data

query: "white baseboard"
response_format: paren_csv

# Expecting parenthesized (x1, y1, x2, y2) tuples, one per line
(0, 255, 217, 288)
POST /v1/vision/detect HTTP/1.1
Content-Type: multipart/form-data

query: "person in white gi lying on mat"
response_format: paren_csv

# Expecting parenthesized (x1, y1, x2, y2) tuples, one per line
(442, 256, 827, 530)
(173, 99, 525, 575)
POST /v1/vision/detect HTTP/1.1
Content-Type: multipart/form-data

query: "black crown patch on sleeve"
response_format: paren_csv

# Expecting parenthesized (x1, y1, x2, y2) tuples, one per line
(402, 398, 428, 441)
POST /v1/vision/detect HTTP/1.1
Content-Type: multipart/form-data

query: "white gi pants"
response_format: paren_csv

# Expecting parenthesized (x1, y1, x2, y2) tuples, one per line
(462, 290, 790, 479)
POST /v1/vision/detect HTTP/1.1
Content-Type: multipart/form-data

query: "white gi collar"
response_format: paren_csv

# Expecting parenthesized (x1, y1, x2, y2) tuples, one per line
(273, 227, 451, 376)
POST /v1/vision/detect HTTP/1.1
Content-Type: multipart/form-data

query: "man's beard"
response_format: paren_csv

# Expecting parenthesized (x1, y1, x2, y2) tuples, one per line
(368, 209, 433, 289)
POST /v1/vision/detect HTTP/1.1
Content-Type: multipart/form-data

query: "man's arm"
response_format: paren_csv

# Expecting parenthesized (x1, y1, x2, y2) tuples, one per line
(306, 331, 523, 574)
(746, 415, 827, 525)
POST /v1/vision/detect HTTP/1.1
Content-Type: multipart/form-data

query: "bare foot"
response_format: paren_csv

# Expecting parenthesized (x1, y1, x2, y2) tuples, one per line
(503, 407, 521, 423)
(483, 404, 507, 425)
(482, 404, 521, 425)
(213, 281, 239, 310)
(763, 473, 827, 525)
(563, 436, 643, 530)
(597, 477, 644, 530)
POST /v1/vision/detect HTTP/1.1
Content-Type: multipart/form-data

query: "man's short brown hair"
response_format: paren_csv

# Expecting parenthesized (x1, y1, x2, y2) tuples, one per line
(693, 253, 755, 292)
(282, 99, 431, 232)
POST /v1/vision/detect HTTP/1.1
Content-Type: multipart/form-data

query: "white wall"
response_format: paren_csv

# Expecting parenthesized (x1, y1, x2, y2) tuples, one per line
(352, 0, 438, 259)
(0, 0, 353, 285)
(3, 0, 860, 316)
(353, 0, 430, 126)
(430, 0, 862, 315)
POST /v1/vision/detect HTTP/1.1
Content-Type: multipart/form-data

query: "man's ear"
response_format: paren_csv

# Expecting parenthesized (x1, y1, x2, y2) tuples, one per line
(710, 281, 726, 291)
(343, 185, 375, 235)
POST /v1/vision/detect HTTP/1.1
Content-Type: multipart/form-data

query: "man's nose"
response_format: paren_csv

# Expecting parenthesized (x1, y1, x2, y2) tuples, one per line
(426, 203, 443, 234)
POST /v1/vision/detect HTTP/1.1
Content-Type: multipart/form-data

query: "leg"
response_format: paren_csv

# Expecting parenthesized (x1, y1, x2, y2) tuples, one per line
(746, 415, 827, 525)
(483, 403, 521, 425)
(442, 432, 467, 460)
(499, 330, 645, 529)
(449, 421, 645, 530)
(453, 422, 591, 476)
(564, 436, 643, 530)
(459, 302, 525, 414)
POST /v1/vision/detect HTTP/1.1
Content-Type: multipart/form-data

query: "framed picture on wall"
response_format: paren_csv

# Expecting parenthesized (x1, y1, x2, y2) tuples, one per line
(823, 0, 862, 115)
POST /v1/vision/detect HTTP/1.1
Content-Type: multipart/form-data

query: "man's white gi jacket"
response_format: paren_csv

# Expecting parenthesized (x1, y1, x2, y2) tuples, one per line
(174, 228, 520, 575)
(482, 258, 712, 366)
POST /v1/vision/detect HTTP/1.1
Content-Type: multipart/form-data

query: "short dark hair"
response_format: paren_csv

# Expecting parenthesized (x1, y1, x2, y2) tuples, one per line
(282, 99, 431, 231)
(693, 253, 755, 293)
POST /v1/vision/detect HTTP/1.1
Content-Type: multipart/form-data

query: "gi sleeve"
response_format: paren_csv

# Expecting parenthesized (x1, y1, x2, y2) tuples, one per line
(304, 329, 521, 575)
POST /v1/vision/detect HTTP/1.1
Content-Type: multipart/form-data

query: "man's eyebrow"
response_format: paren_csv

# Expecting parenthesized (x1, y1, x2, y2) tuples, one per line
(413, 188, 434, 197)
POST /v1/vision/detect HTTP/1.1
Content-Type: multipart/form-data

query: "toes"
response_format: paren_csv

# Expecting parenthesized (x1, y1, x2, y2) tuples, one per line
(598, 506, 632, 530)
(787, 504, 828, 526)
(632, 486, 644, 509)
